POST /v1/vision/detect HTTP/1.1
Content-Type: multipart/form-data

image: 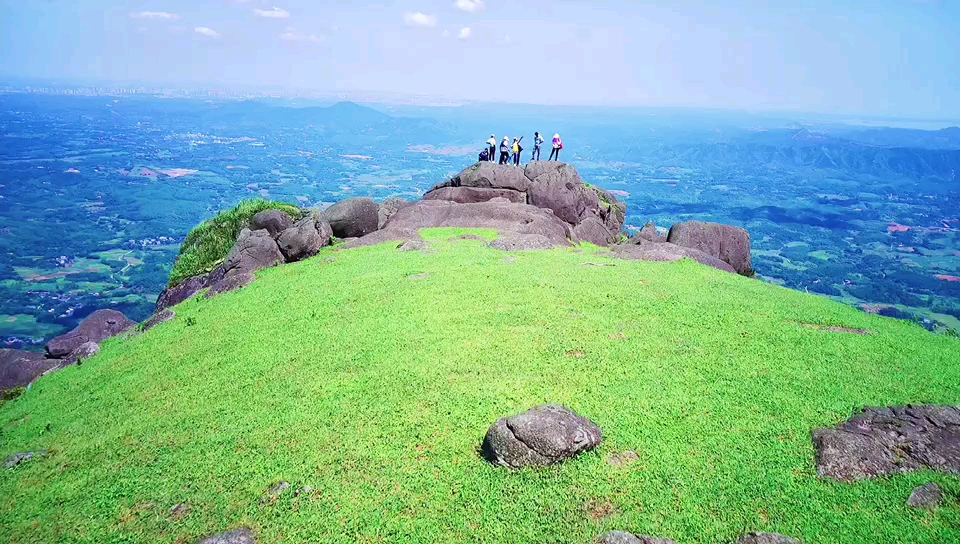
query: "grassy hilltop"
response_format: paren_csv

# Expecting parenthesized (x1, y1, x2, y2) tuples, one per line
(1, 228, 959, 543)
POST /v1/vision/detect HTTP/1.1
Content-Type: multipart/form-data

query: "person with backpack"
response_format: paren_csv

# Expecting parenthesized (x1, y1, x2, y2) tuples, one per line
(486, 134, 497, 162)
(512, 137, 522, 166)
(499, 136, 510, 165)
(549, 133, 563, 161)
(479, 148, 489, 162)
(531, 132, 544, 161)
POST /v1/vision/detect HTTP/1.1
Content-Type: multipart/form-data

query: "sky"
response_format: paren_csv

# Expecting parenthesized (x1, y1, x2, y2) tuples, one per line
(0, 0, 957, 117)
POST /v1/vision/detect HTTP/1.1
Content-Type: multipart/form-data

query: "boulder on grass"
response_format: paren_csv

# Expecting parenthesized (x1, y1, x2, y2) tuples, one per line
(342, 228, 424, 249)
(249, 209, 294, 237)
(667, 221, 752, 276)
(598, 531, 675, 544)
(736, 533, 802, 544)
(573, 216, 615, 246)
(488, 234, 557, 251)
(156, 275, 210, 312)
(324, 198, 380, 239)
(481, 404, 602, 468)
(385, 200, 572, 245)
(588, 185, 627, 236)
(277, 218, 332, 262)
(907, 483, 943, 509)
(219, 228, 284, 277)
(812, 405, 960, 481)
(635, 221, 666, 243)
(46, 309, 136, 358)
(612, 241, 736, 274)
(195, 528, 256, 544)
(377, 198, 409, 230)
(142, 309, 176, 332)
(207, 271, 256, 298)
(1, 349, 61, 391)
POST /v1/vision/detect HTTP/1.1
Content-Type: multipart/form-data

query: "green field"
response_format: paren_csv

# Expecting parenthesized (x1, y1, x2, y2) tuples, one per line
(2, 229, 958, 543)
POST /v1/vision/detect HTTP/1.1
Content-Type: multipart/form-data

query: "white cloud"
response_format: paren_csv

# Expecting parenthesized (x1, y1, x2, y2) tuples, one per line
(454, 0, 485, 13)
(458, 27, 472, 39)
(280, 29, 323, 43)
(403, 12, 437, 27)
(254, 7, 291, 19)
(130, 11, 179, 21)
(194, 27, 222, 38)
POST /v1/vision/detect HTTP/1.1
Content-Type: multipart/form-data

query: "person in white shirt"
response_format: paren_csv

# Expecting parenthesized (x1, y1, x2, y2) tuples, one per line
(486, 135, 497, 162)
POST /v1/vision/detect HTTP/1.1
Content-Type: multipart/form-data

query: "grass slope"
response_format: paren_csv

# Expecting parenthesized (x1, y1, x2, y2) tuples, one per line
(168, 199, 301, 287)
(2, 229, 959, 544)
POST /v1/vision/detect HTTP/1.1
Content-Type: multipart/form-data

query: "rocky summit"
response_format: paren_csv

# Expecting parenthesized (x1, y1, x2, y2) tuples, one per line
(1, 161, 958, 544)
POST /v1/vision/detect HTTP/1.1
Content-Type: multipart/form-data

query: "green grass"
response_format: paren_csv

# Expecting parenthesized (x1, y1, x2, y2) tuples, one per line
(2, 232, 959, 543)
(168, 199, 302, 287)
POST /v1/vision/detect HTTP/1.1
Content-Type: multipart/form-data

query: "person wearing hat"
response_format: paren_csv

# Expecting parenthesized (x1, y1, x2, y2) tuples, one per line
(549, 133, 563, 161)
(499, 136, 511, 165)
(486, 134, 497, 162)
(512, 137, 523, 166)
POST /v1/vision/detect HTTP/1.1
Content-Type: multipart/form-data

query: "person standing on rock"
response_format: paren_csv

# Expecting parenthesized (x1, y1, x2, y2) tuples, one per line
(549, 133, 563, 161)
(487, 134, 497, 162)
(499, 136, 510, 165)
(532, 132, 544, 161)
(512, 137, 523, 166)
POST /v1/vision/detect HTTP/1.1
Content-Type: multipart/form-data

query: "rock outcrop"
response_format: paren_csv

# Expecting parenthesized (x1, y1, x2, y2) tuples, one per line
(377, 197, 409, 229)
(907, 482, 943, 509)
(598, 531, 675, 544)
(812, 405, 960, 481)
(423, 186, 526, 204)
(667, 221, 753, 276)
(736, 534, 802, 544)
(324, 197, 379, 239)
(612, 240, 737, 274)
(277, 217, 332, 262)
(249, 209, 294, 237)
(194, 528, 256, 544)
(1, 349, 60, 392)
(481, 404, 602, 468)
(46, 309, 136, 359)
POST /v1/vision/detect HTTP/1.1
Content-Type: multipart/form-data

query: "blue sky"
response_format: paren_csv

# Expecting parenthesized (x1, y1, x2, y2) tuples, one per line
(0, 1, 957, 117)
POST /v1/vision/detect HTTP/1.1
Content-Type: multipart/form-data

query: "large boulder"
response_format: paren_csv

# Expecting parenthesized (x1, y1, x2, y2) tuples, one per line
(812, 405, 960, 481)
(324, 198, 379, 239)
(635, 221, 667, 243)
(46, 309, 136, 358)
(481, 404, 602, 468)
(598, 531, 675, 544)
(907, 482, 943, 509)
(249, 209, 294, 237)
(487, 234, 556, 251)
(526, 163, 599, 226)
(588, 186, 627, 236)
(385, 199, 573, 245)
(342, 228, 424, 249)
(447, 162, 531, 192)
(423, 186, 526, 205)
(612, 241, 737, 274)
(156, 275, 210, 311)
(736, 534, 802, 544)
(667, 221, 752, 276)
(277, 218, 332, 262)
(573, 216, 615, 246)
(1, 349, 61, 391)
(219, 228, 284, 277)
(377, 198, 409, 230)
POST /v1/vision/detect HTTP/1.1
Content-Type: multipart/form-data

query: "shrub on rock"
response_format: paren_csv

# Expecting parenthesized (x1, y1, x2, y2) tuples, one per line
(324, 198, 380, 239)
(667, 221, 753, 276)
(481, 404, 602, 468)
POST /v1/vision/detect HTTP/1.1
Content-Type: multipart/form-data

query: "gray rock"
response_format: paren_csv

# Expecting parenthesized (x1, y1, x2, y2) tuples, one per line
(277, 218, 332, 262)
(612, 241, 737, 274)
(1, 349, 61, 391)
(423, 186, 526, 204)
(156, 274, 210, 311)
(398, 240, 429, 252)
(812, 405, 960, 481)
(142, 309, 176, 332)
(573, 216, 615, 246)
(907, 482, 943, 509)
(598, 531, 675, 544)
(481, 404, 602, 468)
(636, 221, 666, 243)
(736, 533, 802, 544)
(667, 221, 753, 276)
(72, 341, 100, 361)
(262, 481, 291, 504)
(526, 163, 599, 225)
(5, 450, 47, 469)
(46, 309, 136, 358)
(377, 198, 409, 230)
(342, 228, 424, 249)
(207, 271, 256, 298)
(219, 228, 284, 277)
(385, 200, 572, 245)
(249, 209, 294, 237)
(195, 528, 256, 544)
(324, 198, 380, 239)
(448, 162, 531, 192)
(488, 234, 557, 251)
(588, 185, 627, 236)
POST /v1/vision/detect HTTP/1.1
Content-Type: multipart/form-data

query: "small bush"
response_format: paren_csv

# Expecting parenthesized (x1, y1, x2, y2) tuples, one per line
(168, 199, 301, 287)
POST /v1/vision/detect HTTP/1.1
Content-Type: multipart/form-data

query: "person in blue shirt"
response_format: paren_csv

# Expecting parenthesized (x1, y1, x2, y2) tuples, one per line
(531, 132, 544, 161)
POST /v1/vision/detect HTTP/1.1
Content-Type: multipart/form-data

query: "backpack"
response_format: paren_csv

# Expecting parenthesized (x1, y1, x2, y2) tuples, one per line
(479, 150, 488, 161)
(500, 142, 508, 153)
